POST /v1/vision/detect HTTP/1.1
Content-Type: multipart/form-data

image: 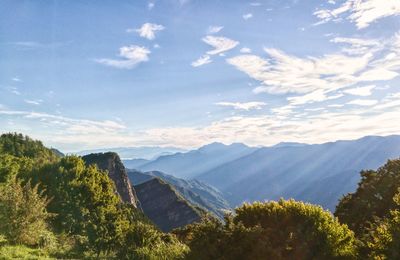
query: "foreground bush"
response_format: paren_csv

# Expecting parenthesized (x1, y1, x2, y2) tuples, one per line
(178, 199, 357, 260)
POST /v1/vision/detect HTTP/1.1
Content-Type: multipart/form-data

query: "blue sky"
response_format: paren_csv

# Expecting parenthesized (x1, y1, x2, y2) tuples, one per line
(1, 0, 400, 152)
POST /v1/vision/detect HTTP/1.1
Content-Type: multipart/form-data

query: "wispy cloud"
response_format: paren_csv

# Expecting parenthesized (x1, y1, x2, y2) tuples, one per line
(148, 2, 155, 10)
(191, 55, 212, 67)
(128, 23, 165, 40)
(12, 77, 22, 82)
(243, 13, 253, 20)
(227, 32, 400, 105)
(314, 0, 400, 29)
(343, 85, 375, 96)
(24, 99, 43, 105)
(207, 26, 224, 34)
(216, 101, 266, 111)
(203, 36, 239, 55)
(347, 99, 378, 106)
(240, 47, 252, 53)
(95, 45, 150, 69)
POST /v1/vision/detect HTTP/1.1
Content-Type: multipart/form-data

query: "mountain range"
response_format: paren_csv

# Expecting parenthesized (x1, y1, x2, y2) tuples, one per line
(131, 142, 257, 179)
(127, 135, 400, 211)
(77, 146, 186, 160)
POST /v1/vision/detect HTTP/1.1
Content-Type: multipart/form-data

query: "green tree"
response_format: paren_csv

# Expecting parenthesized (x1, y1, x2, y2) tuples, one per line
(118, 221, 188, 260)
(0, 133, 59, 163)
(33, 156, 128, 254)
(335, 159, 400, 257)
(335, 159, 400, 235)
(0, 176, 54, 246)
(366, 190, 400, 259)
(179, 199, 357, 260)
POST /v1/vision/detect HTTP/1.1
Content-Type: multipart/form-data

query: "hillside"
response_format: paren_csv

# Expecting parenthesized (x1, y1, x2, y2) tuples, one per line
(197, 135, 400, 210)
(134, 178, 202, 232)
(128, 170, 231, 219)
(137, 142, 256, 179)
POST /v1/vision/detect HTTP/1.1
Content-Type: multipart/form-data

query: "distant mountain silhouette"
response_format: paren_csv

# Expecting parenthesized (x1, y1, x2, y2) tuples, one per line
(77, 146, 186, 160)
(196, 135, 400, 210)
(137, 142, 256, 179)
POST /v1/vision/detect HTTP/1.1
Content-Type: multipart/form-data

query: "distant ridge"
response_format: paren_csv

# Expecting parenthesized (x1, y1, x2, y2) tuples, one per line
(136, 142, 257, 179)
(77, 146, 186, 160)
(197, 135, 400, 210)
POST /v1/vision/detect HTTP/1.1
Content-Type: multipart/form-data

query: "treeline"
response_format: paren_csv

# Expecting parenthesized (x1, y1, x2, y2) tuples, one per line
(0, 133, 399, 259)
(0, 133, 187, 259)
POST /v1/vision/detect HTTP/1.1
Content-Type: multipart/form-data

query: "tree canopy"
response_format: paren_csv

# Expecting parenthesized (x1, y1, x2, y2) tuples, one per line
(178, 199, 357, 260)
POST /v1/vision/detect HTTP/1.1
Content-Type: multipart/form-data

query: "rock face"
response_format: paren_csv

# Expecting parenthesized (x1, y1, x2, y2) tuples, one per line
(134, 178, 202, 232)
(128, 169, 231, 219)
(82, 152, 139, 208)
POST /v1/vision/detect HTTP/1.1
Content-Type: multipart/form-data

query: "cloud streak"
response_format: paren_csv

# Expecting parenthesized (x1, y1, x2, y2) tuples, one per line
(314, 0, 400, 29)
(95, 45, 150, 69)
(216, 101, 266, 111)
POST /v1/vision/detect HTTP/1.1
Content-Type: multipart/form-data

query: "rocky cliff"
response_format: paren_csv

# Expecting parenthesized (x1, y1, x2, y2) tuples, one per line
(128, 169, 231, 219)
(82, 152, 140, 208)
(134, 178, 202, 231)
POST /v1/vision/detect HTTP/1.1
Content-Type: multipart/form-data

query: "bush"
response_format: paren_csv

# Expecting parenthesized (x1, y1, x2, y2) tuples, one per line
(180, 199, 357, 260)
(0, 176, 54, 246)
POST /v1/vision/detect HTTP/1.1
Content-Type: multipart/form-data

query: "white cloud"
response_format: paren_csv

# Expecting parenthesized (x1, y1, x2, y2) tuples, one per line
(95, 45, 150, 69)
(287, 90, 343, 106)
(24, 99, 43, 105)
(227, 32, 400, 105)
(347, 99, 378, 106)
(243, 13, 253, 20)
(129, 23, 165, 40)
(191, 55, 212, 67)
(240, 47, 252, 53)
(207, 26, 224, 34)
(12, 77, 21, 82)
(343, 85, 375, 96)
(330, 37, 380, 55)
(202, 36, 239, 55)
(148, 2, 155, 10)
(228, 48, 371, 95)
(314, 0, 400, 29)
(216, 101, 266, 111)
(3, 99, 400, 151)
(250, 2, 262, 6)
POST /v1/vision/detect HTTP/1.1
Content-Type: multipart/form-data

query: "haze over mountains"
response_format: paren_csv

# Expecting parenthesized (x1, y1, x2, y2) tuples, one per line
(77, 146, 186, 160)
(122, 135, 400, 211)
(132, 142, 257, 179)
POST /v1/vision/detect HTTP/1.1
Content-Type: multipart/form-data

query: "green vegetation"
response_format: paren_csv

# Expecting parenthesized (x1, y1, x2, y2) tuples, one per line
(176, 200, 357, 260)
(0, 133, 187, 259)
(335, 159, 400, 258)
(0, 132, 399, 259)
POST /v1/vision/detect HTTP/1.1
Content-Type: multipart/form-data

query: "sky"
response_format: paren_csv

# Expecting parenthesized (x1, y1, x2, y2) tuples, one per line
(1, 0, 400, 152)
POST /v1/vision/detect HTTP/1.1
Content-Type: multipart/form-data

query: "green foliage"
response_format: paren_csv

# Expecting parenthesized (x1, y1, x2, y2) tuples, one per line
(0, 133, 59, 163)
(366, 190, 400, 259)
(33, 156, 128, 253)
(0, 154, 33, 183)
(0, 245, 54, 260)
(335, 159, 400, 257)
(117, 221, 188, 260)
(0, 176, 54, 246)
(335, 159, 400, 235)
(179, 199, 357, 260)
